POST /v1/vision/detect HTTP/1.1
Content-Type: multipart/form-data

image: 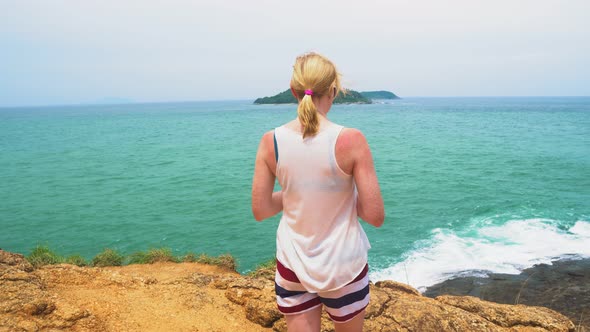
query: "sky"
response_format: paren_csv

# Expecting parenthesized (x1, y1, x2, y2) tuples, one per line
(1, 0, 589, 107)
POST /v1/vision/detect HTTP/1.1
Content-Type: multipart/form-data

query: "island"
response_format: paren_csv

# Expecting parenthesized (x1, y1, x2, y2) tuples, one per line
(359, 90, 400, 100)
(253, 89, 399, 104)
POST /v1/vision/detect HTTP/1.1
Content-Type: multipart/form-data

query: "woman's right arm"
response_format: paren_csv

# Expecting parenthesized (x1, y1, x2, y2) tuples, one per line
(251, 131, 283, 221)
(339, 129, 385, 227)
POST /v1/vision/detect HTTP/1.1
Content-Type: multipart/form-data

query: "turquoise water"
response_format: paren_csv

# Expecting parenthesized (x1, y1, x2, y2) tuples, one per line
(1, 97, 589, 289)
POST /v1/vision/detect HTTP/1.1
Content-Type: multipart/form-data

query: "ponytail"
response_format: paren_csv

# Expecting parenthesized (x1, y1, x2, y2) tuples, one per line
(291, 52, 341, 138)
(297, 94, 319, 138)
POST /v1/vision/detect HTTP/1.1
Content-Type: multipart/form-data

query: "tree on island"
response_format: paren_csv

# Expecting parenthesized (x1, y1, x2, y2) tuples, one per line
(359, 90, 400, 100)
(253, 89, 400, 104)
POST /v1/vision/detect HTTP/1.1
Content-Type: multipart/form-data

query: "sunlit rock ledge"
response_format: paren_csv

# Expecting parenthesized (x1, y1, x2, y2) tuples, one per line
(0, 249, 575, 331)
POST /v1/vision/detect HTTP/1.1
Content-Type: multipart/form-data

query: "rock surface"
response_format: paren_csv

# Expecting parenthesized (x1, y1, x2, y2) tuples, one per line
(0, 249, 576, 331)
(424, 258, 590, 331)
(0, 250, 104, 331)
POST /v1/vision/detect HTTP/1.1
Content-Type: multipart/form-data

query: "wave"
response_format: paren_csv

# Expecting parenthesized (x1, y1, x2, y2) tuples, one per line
(370, 219, 590, 292)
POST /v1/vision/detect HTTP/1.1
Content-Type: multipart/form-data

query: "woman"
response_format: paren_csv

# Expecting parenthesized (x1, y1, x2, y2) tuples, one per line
(251, 52, 384, 332)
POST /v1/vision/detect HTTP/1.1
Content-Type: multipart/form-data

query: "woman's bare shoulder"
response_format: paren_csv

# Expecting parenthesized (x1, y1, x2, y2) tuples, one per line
(260, 130, 274, 142)
(337, 127, 368, 151)
(335, 127, 369, 175)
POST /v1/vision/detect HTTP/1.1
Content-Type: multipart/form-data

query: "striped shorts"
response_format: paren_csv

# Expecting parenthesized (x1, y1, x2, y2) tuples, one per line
(275, 260, 370, 323)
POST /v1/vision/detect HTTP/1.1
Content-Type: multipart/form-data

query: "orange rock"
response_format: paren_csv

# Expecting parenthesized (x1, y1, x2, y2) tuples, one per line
(0, 249, 576, 332)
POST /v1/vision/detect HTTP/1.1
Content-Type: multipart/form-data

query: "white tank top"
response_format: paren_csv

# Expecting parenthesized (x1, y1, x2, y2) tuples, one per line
(274, 121, 371, 292)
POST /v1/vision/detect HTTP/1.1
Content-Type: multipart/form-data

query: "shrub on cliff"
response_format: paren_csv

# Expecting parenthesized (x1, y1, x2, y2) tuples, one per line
(27, 245, 63, 267)
(182, 252, 199, 262)
(193, 253, 237, 271)
(92, 248, 124, 267)
(214, 254, 237, 271)
(128, 247, 179, 264)
(65, 254, 87, 266)
(247, 258, 276, 280)
(23, 245, 236, 270)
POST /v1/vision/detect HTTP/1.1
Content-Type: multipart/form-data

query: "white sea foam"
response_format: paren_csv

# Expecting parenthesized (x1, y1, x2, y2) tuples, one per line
(570, 221, 590, 237)
(370, 219, 590, 292)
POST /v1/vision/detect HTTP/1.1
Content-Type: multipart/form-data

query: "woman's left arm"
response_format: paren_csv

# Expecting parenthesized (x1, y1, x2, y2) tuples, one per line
(251, 131, 283, 221)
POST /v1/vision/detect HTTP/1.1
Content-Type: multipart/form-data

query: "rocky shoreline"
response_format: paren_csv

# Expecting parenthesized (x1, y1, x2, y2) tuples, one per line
(424, 257, 590, 331)
(0, 249, 578, 331)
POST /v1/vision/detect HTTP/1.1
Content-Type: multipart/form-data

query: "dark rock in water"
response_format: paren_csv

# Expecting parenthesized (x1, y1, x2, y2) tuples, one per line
(424, 258, 590, 331)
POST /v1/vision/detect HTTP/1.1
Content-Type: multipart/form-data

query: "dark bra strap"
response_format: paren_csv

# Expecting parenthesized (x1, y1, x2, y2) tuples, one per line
(273, 130, 279, 163)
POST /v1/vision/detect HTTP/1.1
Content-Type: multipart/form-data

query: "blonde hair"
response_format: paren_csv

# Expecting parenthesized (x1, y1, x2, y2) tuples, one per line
(291, 52, 342, 138)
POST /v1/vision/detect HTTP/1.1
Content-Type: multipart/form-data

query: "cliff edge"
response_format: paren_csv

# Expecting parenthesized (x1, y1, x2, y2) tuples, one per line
(0, 249, 575, 332)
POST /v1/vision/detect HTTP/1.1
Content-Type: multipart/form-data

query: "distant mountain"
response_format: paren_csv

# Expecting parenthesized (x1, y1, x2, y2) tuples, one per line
(254, 90, 297, 104)
(254, 89, 399, 104)
(336, 90, 372, 104)
(360, 91, 400, 99)
(254, 89, 372, 104)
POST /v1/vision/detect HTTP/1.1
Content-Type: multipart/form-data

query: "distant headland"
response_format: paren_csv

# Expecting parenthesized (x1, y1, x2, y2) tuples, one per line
(254, 89, 400, 104)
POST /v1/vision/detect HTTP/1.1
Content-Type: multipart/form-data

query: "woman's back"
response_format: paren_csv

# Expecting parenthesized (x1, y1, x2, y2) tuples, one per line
(251, 51, 384, 331)
(274, 120, 371, 292)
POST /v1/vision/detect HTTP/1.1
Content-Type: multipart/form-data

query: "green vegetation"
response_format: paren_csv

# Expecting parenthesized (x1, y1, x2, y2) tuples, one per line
(23, 245, 237, 272)
(181, 252, 236, 271)
(182, 252, 199, 263)
(27, 245, 88, 267)
(247, 258, 276, 280)
(254, 89, 297, 104)
(360, 90, 400, 99)
(254, 89, 373, 104)
(253, 89, 400, 104)
(65, 254, 88, 267)
(27, 245, 64, 268)
(337, 90, 371, 104)
(92, 248, 124, 267)
(128, 247, 179, 264)
(194, 253, 237, 271)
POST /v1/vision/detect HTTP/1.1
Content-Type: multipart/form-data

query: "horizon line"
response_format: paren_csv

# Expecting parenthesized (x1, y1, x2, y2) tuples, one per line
(2, 95, 590, 109)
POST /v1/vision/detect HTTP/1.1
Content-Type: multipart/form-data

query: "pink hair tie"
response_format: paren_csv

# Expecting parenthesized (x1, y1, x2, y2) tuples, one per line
(304, 89, 313, 96)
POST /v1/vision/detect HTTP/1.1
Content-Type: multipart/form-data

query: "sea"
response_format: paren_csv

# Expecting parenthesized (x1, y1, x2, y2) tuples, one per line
(1, 97, 589, 292)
